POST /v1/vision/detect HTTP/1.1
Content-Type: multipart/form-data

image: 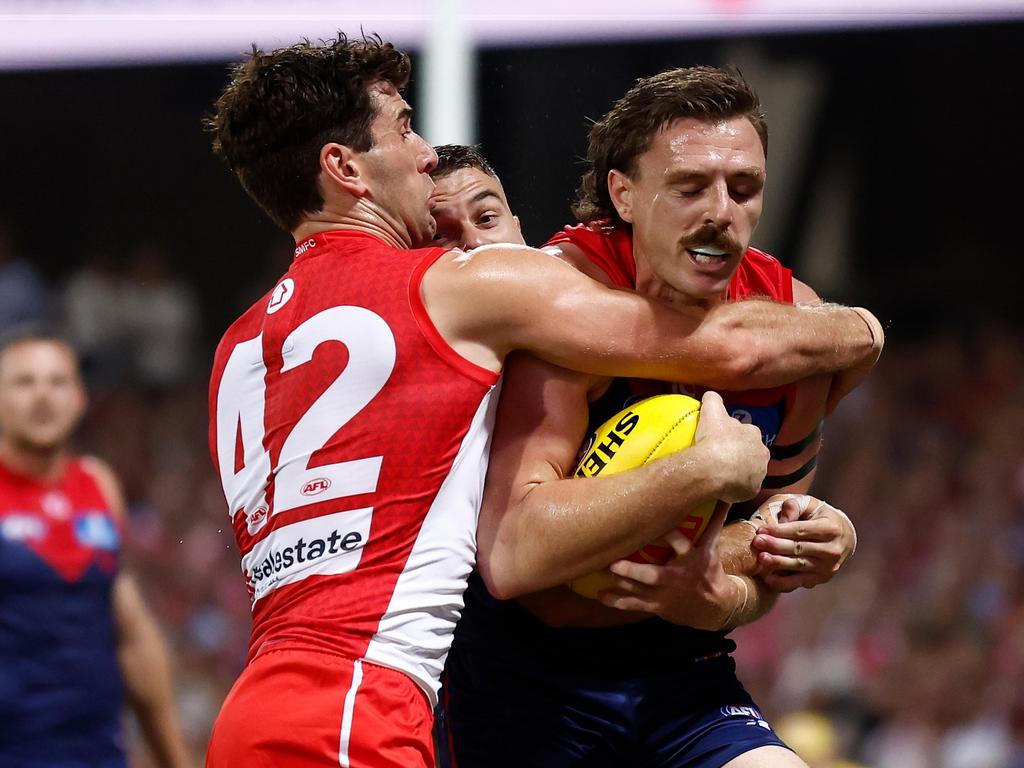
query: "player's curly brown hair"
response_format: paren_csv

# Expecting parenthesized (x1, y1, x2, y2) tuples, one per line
(205, 33, 411, 231)
(573, 66, 768, 226)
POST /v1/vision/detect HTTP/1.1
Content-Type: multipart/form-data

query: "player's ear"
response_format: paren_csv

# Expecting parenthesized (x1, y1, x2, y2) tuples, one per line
(320, 143, 368, 198)
(608, 169, 634, 224)
(512, 214, 522, 235)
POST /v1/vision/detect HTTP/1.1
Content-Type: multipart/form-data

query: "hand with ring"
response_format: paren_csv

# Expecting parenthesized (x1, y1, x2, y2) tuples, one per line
(750, 494, 857, 593)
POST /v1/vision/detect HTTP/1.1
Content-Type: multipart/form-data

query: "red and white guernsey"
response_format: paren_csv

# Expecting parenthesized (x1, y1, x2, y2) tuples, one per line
(208, 231, 500, 705)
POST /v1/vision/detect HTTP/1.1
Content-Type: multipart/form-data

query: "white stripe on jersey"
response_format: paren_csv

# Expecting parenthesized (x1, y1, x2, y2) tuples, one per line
(338, 658, 363, 768)
(363, 381, 501, 706)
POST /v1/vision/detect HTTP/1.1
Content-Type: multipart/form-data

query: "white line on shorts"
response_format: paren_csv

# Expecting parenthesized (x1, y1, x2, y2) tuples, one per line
(338, 659, 364, 768)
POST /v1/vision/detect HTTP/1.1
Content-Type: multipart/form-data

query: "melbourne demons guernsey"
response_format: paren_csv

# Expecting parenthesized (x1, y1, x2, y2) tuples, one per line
(209, 231, 500, 704)
(0, 458, 123, 765)
(447, 223, 795, 677)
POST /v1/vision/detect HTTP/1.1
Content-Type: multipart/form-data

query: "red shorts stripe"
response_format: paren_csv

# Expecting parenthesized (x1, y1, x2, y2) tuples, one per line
(206, 648, 434, 767)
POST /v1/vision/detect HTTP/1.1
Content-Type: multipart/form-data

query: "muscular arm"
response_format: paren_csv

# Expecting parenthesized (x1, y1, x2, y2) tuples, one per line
(82, 458, 191, 768)
(114, 575, 192, 768)
(738, 278, 830, 512)
(520, 504, 781, 631)
(741, 280, 857, 589)
(477, 353, 763, 600)
(422, 244, 882, 390)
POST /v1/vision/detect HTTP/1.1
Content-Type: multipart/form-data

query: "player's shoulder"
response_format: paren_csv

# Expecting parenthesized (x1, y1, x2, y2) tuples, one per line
(741, 246, 792, 280)
(214, 290, 272, 359)
(745, 246, 805, 298)
(735, 246, 794, 303)
(744, 246, 781, 266)
(541, 241, 616, 286)
(76, 455, 119, 487)
(420, 242, 587, 336)
(76, 456, 127, 521)
(428, 242, 568, 277)
(543, 220, 618, 246)
(546, 219, 632, 273)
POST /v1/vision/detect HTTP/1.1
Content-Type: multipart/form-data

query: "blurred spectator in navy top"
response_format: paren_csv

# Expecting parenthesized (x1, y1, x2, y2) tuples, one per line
(0, 222, 50, 333)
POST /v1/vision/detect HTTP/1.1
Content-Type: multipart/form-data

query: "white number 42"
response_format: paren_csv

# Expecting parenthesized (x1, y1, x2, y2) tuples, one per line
(215, 307, 395, 534)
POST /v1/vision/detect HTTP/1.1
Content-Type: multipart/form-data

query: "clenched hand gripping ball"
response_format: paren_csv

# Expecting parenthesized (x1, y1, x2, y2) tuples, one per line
(570, 394, 718, 599)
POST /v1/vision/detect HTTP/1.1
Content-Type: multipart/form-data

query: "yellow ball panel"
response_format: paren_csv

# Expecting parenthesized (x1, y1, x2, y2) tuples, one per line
(569, 394, 718, 599)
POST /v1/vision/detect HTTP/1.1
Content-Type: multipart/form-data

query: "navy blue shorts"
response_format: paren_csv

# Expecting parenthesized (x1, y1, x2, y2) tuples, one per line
(437, 652, 790, 768)
(1, 756, 124, 768)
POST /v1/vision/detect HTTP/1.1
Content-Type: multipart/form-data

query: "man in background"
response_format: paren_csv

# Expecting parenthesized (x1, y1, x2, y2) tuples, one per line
(0, 328, 191, 768)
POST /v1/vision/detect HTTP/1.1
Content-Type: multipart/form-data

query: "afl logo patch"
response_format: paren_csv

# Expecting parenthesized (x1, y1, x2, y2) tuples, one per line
(300, 478, 332, 497)
(247, 505, 269, 534)
(248, 506, 268, 525)
(267, 278, 295, 314)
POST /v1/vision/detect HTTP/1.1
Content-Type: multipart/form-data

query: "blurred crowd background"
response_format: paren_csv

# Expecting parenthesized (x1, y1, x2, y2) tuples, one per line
(2, 11, 1023, 768)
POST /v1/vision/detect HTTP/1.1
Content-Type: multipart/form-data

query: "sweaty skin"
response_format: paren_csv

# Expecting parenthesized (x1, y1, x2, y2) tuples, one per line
(429, 167, 522, 249)
(428, 141, 857, 626)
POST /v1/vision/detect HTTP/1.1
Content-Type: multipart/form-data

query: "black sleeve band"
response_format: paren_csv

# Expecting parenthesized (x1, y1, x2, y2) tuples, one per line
(769, 422, 823, 461)
(762, 455, 818, 489)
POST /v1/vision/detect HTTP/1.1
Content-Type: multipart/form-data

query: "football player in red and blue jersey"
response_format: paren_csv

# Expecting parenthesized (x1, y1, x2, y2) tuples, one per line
(433, 68, 867, 768)
(0, 329, 190, 768)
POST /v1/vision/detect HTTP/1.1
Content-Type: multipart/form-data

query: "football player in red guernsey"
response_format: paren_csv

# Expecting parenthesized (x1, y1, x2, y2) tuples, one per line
(0, 329, 190, 768)
(433, 71, 864, 768)
(205, 36, 881, 767)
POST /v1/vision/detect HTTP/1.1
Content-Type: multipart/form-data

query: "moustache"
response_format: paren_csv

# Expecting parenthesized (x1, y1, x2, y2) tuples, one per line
(682, 224, 742, 255)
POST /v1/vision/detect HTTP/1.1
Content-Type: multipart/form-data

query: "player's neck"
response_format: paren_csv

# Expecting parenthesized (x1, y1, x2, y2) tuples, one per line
(0, 439, 67, 482)
(293, 199, 412, 251)
(634, 268, 724, 312)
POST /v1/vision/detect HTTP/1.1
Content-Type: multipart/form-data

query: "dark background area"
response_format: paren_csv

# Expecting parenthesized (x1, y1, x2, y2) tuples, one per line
(2, 20, 1021, 345)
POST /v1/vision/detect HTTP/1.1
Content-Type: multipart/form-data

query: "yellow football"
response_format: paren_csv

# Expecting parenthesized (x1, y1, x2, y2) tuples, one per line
(569, 394, 717, 599)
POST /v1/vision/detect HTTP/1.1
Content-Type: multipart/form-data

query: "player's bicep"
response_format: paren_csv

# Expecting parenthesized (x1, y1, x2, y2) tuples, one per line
(426, 245, 731, 381)
(763, 273, 827, 496)
(763, 418, 822, 495)
(508, 266, 709, 377)
(756, 371, 829, 502)
(476, 353, 594, 565)
(757, 461, 818, 503)
(112, 572, 150, 645)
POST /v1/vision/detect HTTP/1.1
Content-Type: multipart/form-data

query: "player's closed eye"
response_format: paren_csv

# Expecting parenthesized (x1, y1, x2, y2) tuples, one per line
(730, 185, 760, 201)
(673, 185, 703, 198)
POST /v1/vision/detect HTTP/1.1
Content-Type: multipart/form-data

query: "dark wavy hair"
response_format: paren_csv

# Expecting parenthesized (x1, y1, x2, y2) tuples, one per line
(573, 66, 767, 225)
(430, 144, 499, 181)
(205, 33, 411, 231)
